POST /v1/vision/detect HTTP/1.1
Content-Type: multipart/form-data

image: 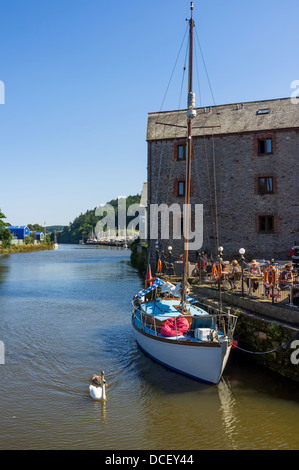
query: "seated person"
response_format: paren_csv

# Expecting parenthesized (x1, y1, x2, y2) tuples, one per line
(278, 264, 293, 290)
(246, 260, 261, 292)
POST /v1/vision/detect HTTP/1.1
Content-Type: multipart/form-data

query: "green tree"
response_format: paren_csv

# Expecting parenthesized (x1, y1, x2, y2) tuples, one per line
(28, 223, 45, 233)
(24, 235, 34, 245)
(56, 194, 141, 244)
(0, 228, 12, 248)
(0, 209, 12, 247)
(0, 208, 7, 228)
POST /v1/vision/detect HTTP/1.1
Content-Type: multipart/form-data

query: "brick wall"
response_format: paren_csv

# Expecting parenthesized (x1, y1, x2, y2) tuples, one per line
(147, 128, 299, 265)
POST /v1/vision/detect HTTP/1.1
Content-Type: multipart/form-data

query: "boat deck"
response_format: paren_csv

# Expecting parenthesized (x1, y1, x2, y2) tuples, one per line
(140, 298, 208, 322)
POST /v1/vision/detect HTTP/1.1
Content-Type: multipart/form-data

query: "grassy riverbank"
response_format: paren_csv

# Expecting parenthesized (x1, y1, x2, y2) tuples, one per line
(0, 243, 54, 254)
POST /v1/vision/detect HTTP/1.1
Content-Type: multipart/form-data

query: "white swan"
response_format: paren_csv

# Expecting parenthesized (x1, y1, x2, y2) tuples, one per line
(89, 371, 108, 400)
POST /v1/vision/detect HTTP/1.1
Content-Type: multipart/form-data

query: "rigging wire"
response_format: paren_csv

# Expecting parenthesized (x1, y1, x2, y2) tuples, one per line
(159, 24, 189, 112)
(193, 32, 202, 108)
(192, 31, 215, 255)
(193, 24, 221, 255)
(212, 135, 219, 252)
(194, 27, 217, 107)
(147, 23, 190, 274)
(177, 38, 189, 111)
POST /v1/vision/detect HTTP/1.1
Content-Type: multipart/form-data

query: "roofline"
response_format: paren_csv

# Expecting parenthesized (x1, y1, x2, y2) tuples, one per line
(146, 126, 299, 142)
(147, 96, 292, 116)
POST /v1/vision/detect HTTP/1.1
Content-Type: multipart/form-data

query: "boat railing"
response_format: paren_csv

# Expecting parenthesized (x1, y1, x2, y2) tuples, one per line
(192, 299, 238, 339)
(132, 298, 238, 342)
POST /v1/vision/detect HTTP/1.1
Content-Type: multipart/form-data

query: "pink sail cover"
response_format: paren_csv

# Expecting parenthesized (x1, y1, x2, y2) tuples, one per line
(160, 315, 190, 337)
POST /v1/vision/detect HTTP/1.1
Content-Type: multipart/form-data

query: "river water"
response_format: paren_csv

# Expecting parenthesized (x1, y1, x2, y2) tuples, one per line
(1, 244, 299, 450)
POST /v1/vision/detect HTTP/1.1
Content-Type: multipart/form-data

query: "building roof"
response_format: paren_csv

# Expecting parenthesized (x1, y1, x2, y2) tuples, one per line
(146, 97, 299, 141)
(6, 226, 29, 230)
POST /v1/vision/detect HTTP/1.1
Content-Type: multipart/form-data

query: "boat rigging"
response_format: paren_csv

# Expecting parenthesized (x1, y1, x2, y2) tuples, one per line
(131, 2, 238, 384)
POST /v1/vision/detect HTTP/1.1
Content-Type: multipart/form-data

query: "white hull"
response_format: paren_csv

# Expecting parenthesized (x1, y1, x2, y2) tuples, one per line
(132, 322, 232, 384)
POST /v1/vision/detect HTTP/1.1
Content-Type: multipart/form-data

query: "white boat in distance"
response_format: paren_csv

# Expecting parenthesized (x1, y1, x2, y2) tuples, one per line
(131, 3, 238, 384)
(53, 231, 58, 249)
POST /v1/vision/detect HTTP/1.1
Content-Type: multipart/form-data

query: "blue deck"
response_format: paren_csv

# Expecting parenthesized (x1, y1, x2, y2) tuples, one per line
(140, 299, 209, 322)
(134, 298, 225, 341)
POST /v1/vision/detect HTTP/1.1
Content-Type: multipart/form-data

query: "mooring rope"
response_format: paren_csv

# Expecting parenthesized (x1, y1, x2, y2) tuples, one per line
(234, 330, 299, 355)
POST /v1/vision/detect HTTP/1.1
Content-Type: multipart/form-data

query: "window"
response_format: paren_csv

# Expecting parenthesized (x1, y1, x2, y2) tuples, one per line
(174, 141, 186, 161)
(178, 144, 186, 160)
(259, 215, 274, 233)
(254, 134, 275, 156)
(173, 178, 194, 198)
(178, 180, 185, 197)
(256, 108, 270, 115)
(258, 177, 273, 194)
(258, 138, 272, 155)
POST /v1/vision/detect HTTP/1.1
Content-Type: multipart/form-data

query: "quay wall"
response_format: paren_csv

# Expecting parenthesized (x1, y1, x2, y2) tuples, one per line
(192, 286, 299, 383)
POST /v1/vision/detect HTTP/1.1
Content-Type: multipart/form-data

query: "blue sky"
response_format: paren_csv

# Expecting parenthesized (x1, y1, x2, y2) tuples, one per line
(0, 0, 298, 226)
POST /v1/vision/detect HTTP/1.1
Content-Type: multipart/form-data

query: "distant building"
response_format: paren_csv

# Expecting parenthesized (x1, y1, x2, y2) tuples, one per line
(35, 232, 45, 241)
(146, 97, 299, 263)
(6, 226, 30, 244)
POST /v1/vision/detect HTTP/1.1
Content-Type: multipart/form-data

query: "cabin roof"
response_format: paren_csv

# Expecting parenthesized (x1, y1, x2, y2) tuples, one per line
(146, 97, 299, 141)
(6, 226, 29, 230)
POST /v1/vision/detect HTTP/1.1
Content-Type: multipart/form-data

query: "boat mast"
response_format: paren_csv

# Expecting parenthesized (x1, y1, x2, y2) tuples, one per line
(181, 2, 196, 311)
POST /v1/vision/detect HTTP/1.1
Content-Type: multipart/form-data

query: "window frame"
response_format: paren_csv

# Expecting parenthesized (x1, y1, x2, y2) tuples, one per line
(173, 140, 187, 161)
(257, 138, 273, 155)
(258, 215, 275, 233)
(177, 144, 186, 161)
(177, 180, 185, 197)
(258, 176, 274, 195)
(254, 133, 276, 157)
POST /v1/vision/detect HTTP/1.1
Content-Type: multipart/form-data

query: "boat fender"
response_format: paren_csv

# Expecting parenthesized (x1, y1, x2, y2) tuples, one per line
(212, 262, 222, 281)
(264, 266, 276, 288)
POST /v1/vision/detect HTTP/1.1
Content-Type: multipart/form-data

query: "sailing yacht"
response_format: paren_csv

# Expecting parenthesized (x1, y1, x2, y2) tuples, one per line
(131, 3, 237, 384)
(53, 231, 58, 249)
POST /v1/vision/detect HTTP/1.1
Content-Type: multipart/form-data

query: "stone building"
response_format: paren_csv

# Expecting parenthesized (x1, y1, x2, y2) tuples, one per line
(146, 97, 299, 265)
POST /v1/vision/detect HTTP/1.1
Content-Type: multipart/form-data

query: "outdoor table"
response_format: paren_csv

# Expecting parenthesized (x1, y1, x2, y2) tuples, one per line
(246, 275, 263, 296)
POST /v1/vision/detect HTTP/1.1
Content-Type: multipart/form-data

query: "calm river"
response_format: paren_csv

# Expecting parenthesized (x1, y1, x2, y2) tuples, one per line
(1, 244, 299, 450)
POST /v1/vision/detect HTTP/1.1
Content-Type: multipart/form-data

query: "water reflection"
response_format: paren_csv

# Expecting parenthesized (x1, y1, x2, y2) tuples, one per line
(91, 399, 107, 425)
(217, 378, 239, 449)
(1, 245, 299, 450)
(0, 262, 10, 283)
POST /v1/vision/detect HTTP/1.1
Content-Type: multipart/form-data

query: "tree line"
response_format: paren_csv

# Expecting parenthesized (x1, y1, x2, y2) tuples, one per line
(56, 194, 141, 244)
(0, 194, 141, 246)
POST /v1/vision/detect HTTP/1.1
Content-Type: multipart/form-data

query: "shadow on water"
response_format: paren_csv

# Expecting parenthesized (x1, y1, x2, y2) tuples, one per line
(0, 262, 10, 283)
(2, 245, 299, 450)
(93, 318, 299, 402)
(224, 350, 299, 405)
(133, 346, 212, 395)
(94, 323, 212, 396)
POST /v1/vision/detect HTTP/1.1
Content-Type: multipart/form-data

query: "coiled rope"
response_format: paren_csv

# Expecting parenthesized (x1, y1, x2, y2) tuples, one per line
(234, 330, 299, 355)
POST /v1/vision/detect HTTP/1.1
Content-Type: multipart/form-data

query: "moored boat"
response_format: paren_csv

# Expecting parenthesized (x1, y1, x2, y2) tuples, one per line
(131, 2, 238, 384)
(132, 279, 237, 384)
